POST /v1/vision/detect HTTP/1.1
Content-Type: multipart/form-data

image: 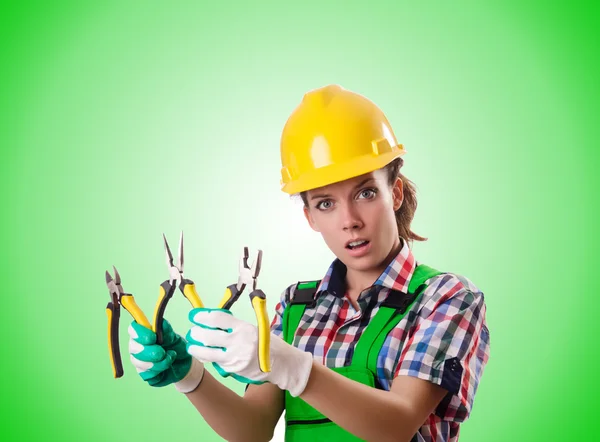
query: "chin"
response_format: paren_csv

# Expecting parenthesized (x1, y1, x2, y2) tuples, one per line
(342, 255, 378, 272)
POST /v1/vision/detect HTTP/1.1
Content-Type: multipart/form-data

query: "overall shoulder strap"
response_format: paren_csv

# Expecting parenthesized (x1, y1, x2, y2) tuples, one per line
(408, 264, 443, 295)
(352, 264, 443, 374)
(282, 280, 321, 345)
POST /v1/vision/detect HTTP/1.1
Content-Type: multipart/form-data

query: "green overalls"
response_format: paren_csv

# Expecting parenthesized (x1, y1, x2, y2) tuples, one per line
(282, 264, 443, 442)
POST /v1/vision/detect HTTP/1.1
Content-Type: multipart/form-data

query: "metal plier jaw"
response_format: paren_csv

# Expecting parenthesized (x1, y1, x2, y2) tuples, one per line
(218, 247, 262, 309)
(153, 232, 204, 344)
(105, 266, 150, 378)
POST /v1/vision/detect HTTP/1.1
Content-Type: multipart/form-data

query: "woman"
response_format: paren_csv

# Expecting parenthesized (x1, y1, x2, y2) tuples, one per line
(128, 85, 490, 442)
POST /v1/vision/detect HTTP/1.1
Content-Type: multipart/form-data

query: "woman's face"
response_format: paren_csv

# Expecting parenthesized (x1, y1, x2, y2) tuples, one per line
(303, 168, 403, 274)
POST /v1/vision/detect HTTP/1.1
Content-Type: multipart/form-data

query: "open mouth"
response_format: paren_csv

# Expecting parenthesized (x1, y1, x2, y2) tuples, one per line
(346, 240, 370, 250)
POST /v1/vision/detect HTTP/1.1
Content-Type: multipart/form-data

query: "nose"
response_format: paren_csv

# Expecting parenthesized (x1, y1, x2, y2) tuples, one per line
(340, 203, 363, 231)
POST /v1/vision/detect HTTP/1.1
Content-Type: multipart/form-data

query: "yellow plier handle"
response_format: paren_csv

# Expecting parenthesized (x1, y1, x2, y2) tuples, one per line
(106, 294, 151, 379)
(180, 278, 204, 309)
(121, 294, 152, 328)
(153, 278, 204, 344)
(218, 284, 242, 310)
(250, 289, 271, 373)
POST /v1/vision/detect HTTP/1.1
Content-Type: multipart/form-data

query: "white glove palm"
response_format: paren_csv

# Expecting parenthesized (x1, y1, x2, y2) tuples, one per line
(186, 308, 313, 397)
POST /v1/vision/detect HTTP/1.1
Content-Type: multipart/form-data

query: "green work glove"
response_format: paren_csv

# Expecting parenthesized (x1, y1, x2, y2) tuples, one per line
(128, 319, 204, 393)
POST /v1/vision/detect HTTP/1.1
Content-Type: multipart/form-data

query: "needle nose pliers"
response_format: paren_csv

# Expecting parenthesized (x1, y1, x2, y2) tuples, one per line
(153, 231, 204, 344)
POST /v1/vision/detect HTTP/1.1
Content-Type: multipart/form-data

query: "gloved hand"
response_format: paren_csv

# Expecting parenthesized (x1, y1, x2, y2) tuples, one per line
(128, 319, 204, 393)
(186, 308, 314, 397)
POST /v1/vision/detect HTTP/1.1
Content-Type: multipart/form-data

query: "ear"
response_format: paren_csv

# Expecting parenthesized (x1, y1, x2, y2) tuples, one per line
(303, 206, 320, 232)
(392, 177, 403, 211)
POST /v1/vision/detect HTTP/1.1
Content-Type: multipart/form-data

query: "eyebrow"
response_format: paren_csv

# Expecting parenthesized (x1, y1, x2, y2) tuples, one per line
(309, 178, 376, 200)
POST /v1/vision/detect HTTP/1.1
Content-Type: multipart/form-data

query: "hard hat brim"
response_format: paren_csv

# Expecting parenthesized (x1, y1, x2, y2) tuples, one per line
(281, 148, 405, 195)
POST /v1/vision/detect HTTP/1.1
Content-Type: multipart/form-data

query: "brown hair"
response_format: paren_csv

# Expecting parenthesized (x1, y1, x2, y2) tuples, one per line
(299, 157, 427, 245)
(384, 157, 427, 244)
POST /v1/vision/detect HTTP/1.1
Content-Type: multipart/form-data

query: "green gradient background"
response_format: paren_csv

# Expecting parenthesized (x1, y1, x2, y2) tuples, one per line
(1, 2, 597, 441)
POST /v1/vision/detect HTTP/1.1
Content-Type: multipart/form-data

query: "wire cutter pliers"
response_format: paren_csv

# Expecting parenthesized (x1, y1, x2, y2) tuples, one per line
(217, 247, 271, 373)
(153, 232, 204, 344)
(105, 266, 151, 378)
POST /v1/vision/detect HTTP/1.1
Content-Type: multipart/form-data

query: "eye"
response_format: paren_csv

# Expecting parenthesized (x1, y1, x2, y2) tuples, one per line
(315, 200, 333, 210)
(357, 188, 378, 200)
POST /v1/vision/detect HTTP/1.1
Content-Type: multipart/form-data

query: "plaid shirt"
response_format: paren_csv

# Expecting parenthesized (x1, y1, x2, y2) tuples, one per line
(270, 240, 490, 442)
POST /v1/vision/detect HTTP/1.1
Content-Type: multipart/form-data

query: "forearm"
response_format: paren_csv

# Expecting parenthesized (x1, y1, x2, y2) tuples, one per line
(184, 370, 274, 442)
(299, 362, 421, 442)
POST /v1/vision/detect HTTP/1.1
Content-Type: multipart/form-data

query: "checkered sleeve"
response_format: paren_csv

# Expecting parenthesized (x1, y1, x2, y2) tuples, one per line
(394, 276, 490, 422)
(269, 284, 293, 338)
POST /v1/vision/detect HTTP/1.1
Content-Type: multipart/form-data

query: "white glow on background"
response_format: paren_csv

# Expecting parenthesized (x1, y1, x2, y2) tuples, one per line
(272, 418, 285, 441)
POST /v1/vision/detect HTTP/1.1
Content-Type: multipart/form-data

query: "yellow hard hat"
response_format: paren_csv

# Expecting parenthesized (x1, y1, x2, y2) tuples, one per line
(280, 84, 406, 194)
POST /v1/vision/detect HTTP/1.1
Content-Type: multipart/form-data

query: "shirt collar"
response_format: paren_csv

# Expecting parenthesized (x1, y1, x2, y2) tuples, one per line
(316, 238, 417, 296)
